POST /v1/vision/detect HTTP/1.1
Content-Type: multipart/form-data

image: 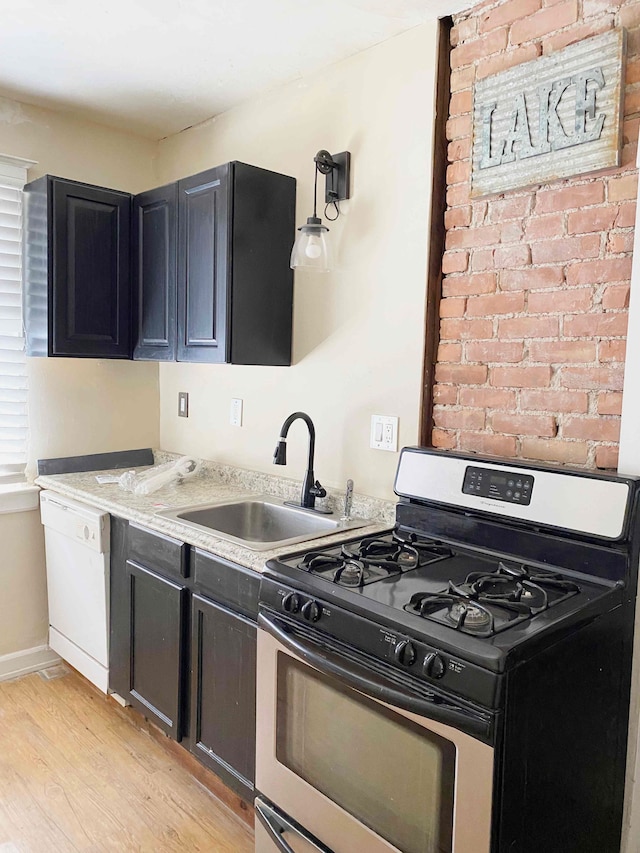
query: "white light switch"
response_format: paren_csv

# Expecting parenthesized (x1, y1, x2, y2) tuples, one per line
(370, 415, 398, 452)
(230, 398, 243, 427)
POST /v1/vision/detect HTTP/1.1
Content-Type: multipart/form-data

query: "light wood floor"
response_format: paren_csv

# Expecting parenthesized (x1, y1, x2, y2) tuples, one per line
(0, 668, 254, 852)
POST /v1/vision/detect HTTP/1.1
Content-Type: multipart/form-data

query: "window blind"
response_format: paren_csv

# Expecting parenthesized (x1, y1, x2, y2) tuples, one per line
(0, 155, 34, 484)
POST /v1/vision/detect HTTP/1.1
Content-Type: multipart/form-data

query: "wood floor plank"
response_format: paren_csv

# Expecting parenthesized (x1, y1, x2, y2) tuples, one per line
(0, 671, 254, 853)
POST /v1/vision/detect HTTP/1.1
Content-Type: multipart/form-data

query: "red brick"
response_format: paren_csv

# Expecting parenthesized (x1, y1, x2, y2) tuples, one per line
(442, 272, 497, 297)
(435, 363, 489, 384)
(500, 267, 564, 290)
(625, 87, 640, 115)
(459, 432, 518, 457)
(472, 248, 495, 271)
(598, 391, 623, 415)
(567, 206, 618, 234)
(466, 340, 525, 362)
(583, 0, 621, 15)
(434, 385, 459, 405)
(472, 201, 489, 226)
(620, 2, 640, 28)
(491, 366, 552, 387)
(595, 445, 619, 470)
(510, 0, 578, 44)
(528, 289, 592, 314)
(521, 389, 588, 413)
(498, 316, 560, 339)
(441, 317, 494, 340)
(559, 366, 624, 390)
(543, 16, 614, 53)
(627, 58, 640, 85)
(448, 137, 472, 162)
(525, 213, 565, 240)
(450, 90, 473, 116)
(566, 257, 632, 286)
(432, 429, 458, 450)
(442, 251, 469, 274)
(477, 44, 540, 79)
(440, 297, 467, 318)
(451, 27, 509, 68)
(445, 206, 472, 229)
(490, 412, 557, 437)
(479, 0, 541, 32)
(446, 225, 501, 250)
(488, 195, 532, 222)
(459, 388, 517, 408)
(607, 232, 634, 254)
(530, 235, 600, 264)
(446, 114, 472, 141)
(521, 438, 588, 464)
(437, 343, 463, 363)
(564, 313, 628, 338)
(608, 173, 639, 202)
(500, 221, 525, 243)
(451, 16, 478, 45)
(450, 65, 476, 93)
(602, 285, 630, 310)
(433, 408, 486, 430)
(466, 292, 526, 316)
(447, 183, 470, 207)
(599, 340, 626, 362)
(563, 417, 620, 442)
(529, 340, 597, 362)
(447, 160, 471, 185)
(535, 182, 605, 213)
(494, 244, 531, 268)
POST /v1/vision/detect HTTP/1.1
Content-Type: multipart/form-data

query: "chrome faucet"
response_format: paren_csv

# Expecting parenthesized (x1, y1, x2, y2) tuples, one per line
(341, 479, 354, 522)
(273, 412, 332, 513)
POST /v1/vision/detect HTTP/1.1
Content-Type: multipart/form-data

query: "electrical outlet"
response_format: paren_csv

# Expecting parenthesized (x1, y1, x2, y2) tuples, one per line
(370, 415, 398, 452)
(230, 398, 243, 427)
(178, 392, 189, 418)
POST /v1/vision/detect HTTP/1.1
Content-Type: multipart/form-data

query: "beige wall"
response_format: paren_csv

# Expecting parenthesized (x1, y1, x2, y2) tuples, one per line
(0, 510, 48, 656)
(155, 22, 438, 501)
(0, 96, 159, 657)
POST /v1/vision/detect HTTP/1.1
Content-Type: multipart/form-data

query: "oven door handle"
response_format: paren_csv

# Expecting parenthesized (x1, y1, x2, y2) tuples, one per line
(255, 798, 332, 853)
(258, 612, 493, 740)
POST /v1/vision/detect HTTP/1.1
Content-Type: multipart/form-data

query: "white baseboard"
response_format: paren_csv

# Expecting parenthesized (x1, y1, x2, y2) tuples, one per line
(0, 645, 61, 682)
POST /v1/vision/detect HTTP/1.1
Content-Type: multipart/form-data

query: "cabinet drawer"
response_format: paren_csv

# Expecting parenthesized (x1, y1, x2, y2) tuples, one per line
(193, 549, 259, 619)
(127, 523, 188, 579)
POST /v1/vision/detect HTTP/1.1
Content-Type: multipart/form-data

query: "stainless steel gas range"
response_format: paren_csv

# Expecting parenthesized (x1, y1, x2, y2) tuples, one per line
(254, 447, 640, 853)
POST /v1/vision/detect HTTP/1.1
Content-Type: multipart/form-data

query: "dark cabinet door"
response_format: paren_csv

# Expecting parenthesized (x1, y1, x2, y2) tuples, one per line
(132, 183, 178, 361)
(125, 560, 187, 740)
(51, 178, 131, 357)
(190, 593, 256, 800)
(176, 165, 230, 363)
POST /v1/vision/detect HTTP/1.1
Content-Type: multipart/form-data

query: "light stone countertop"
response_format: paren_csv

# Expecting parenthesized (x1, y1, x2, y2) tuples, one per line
(35, 453, 396, 573)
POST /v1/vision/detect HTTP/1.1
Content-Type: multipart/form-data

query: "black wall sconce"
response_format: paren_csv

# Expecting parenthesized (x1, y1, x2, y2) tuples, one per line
(290, 149, 351, 273)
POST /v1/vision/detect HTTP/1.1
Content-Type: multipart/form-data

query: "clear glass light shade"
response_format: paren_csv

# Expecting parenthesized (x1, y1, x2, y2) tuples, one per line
(290, 217, 331, 272)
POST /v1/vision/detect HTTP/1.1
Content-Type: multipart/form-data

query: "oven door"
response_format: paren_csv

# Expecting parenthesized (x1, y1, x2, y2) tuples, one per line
(256, 612, 495, 853)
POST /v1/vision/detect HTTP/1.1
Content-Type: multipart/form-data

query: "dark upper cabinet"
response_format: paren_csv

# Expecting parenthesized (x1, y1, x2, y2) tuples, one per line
(23, 176, 131, 358)
(132, 183, 178, 361)
(135, 161, 296, 365)
(190, 593, 256, 801)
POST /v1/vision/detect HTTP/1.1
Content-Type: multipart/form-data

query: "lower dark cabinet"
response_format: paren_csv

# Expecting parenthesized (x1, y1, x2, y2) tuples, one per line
(190, 593, 256, 801)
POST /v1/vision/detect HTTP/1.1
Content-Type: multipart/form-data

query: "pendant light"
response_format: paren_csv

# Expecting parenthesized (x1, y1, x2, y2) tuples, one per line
(290, 149, 351, 273)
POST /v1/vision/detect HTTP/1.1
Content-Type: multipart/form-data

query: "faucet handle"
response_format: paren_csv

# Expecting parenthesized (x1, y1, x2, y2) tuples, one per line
(309, 480, 327, 499)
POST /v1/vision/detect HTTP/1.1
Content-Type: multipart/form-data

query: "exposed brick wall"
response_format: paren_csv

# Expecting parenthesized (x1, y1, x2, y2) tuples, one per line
(433, 0, 640, 469)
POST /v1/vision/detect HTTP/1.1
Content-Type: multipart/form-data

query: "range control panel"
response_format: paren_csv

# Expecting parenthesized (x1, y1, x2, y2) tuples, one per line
(462, 466, 534, 505)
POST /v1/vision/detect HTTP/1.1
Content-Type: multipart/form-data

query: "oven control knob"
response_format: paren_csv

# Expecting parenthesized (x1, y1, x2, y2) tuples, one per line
(302, 600, 322, 623)
(394, 640, 417, 667)
(423, 653, 446, 679)
(282, 592, 302, 614)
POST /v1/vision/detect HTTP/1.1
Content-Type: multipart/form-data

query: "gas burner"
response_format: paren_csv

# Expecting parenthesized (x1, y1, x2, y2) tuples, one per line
(448, 600, 492, 630)
(334, 559, 371, 587)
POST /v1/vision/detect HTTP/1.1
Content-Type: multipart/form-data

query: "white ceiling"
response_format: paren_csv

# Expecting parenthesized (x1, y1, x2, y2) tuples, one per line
(0, 0, 461, 139)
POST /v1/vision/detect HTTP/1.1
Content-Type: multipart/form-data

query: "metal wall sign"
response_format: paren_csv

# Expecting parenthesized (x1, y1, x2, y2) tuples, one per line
(471, 29, 626, 198)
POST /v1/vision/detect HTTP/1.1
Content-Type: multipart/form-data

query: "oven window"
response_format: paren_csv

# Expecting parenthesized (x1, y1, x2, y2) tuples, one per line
(276, 654, 456, 853)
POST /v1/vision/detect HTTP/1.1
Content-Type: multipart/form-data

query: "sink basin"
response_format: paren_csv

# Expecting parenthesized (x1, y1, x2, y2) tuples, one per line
(158, 494, 370, 551)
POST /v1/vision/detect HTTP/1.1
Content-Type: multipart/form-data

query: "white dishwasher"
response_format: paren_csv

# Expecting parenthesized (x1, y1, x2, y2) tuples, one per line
(40, 490, 110, 692)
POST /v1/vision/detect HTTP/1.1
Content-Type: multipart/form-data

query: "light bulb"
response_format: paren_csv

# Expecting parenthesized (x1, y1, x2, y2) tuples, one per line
(305, 236, 322, 259)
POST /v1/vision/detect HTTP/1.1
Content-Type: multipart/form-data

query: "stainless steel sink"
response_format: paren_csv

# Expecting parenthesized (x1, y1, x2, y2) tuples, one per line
(158, 494, 370, 551)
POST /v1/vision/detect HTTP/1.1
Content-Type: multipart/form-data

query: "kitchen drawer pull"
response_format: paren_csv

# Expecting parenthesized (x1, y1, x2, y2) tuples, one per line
(258, 612, 493, 741)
